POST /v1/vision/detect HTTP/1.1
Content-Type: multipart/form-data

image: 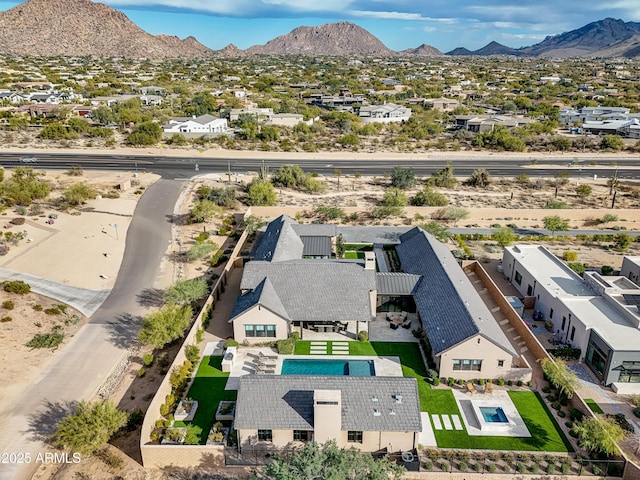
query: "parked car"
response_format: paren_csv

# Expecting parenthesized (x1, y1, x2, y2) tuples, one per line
(20, 156, 37, 163)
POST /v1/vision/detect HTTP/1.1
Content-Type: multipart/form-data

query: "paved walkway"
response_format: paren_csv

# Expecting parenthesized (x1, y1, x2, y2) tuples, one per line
(0, 267, 110, 317)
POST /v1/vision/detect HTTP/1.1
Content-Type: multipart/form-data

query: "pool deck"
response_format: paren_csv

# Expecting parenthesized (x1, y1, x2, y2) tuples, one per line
(223, 348, 404, 390)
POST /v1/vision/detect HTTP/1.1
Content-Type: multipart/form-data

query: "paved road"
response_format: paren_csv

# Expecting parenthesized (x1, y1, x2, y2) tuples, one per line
(0, 152, 639, 179)
(0, 179, 183, 480)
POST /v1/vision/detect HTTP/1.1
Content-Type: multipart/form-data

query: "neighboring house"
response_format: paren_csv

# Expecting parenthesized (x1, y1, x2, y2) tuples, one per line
(396, 228, 525, 381)
(358, 104, 411, 124)
(454, 115, 532, 132)
(581, 119, 634, 136)
(225, 107, 273, 122)
(503, 245, 640, 392)
(267, 113, 315, 127)
(424, 97, 460, 112)
(163, 114, 228, 134)
(559, 107, 632, 126)
(621, 257, 640, 286)
(234, 376, 421, 452)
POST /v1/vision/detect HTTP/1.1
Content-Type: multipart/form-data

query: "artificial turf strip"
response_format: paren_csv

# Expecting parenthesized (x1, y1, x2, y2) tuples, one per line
(182, 356, 237, 445)
(584, 398, 604, 414)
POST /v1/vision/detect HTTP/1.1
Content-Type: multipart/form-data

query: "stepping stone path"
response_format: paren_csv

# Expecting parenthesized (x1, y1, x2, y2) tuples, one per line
(442, 415, 453, 430)
(431, 414, 442, 430)
(310, 341, 327, 355)
(431, 414, 466, 431)
(331, 342, 349, 355)
(452, 415, 464, 430)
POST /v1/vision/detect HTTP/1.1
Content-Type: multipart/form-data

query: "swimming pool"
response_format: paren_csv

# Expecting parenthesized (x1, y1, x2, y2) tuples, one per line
(281, 359, 375, 376)
(479, 406, 508, 423)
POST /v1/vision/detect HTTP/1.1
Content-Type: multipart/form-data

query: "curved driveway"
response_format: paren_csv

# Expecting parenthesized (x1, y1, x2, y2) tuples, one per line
(0, 179, 183, 480)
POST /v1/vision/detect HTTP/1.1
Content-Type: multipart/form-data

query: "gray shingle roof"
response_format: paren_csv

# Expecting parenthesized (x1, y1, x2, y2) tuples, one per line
(234, 375, 421, 432)
(300, 236, 332, 257)
(292, 224, 337, 237)
(229, 278, 290, 321)
(239, 260, 376, 322)
(252, 215, 303, 262)
(396, 227, 517, 357)
(376, 272, 422, 295)
(337, 226, 413, 245)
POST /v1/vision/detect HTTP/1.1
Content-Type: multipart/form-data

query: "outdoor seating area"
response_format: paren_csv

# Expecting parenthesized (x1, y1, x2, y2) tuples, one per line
(255, 352, 278, 375)
(386, 311, 411, 330)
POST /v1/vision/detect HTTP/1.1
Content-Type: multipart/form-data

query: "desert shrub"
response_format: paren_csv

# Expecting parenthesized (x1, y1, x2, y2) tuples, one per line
(448, 377, 455, 387)
(563, 250, 578, 261)
(185, 345, 200, 364)
(547, 464, 556, 474)
(558, 410, 567, 418)
(358, 330, 368, 342)
(497, 378, 505, 386)
(433, 377, 440, 386)
(530, 464, 539, 473)
(592, 464, 602, 475)
(26, 331, 64, 349)
(2, 300, 14, 310)
(277, 337, 295, 354)
(569, 408, 584, 421)
(1, 316, 12, 322)
(422, 460, 433, 470)
(2, 280, 30, 294)
(634, 407, 640, 418)
(137, 367, 146, 378)
(142, 353, 154, 367)
(440, 461, 449, 471)
(517, 463, 527, 473)
(224, 338, 239, 348)
(487, 463, 497, 473)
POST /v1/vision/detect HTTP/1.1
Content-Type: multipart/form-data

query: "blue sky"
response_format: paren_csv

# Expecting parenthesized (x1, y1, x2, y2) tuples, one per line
(2, 0, 640, 52)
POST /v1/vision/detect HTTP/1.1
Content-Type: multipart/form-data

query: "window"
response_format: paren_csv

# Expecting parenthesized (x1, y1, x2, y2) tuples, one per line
(561, 316, 566, 331)
(453, 359, 482, 371)
(570, 326, 576, 341)
(347, 431, 363, 443)
(257, 430, 273, 442)
(515, 271, 522, 285)
(244, 324, 276, 338)
(549, 308, 554, 319)
(498, 360, 504, 367)
(527, 284, 533, 296)
(293, 430, 312, 442)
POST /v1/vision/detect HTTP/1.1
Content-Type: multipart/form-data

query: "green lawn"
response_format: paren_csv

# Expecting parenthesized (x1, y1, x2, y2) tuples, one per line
(181, 356, 237, 444)
(584, 398, 604, 414)
(344, 251, 365, 259)
(294, 340, 571, 452)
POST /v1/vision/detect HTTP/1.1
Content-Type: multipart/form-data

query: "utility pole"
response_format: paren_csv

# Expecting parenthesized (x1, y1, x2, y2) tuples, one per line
(610, 165, 618, 195)
(226, 161, 232, 184)
(612, 190, 617, 209)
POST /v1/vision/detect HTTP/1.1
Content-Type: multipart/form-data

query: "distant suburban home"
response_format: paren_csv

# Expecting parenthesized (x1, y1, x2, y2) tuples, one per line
(454, 115, 532, 132)
(163, 114, 228, 134)
(358, 103, 411, 124)
(267, 113, 316, 127)
(225, 107, 274, 122)
(230, 216, 530, 382)
(424, 97, 460, 112)
(503, 246, 640, 393)
(234, 376, 422, 452)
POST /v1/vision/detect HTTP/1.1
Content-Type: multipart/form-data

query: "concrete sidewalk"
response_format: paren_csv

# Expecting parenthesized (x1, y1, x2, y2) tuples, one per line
(0, 267, 110, 317)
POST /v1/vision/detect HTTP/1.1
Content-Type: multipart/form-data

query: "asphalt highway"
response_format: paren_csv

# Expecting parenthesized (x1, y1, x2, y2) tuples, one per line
(0, 152, 639, 179)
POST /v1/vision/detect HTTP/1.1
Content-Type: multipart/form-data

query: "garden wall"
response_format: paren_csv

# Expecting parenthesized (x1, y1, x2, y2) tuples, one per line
(140, 226, 249, 468)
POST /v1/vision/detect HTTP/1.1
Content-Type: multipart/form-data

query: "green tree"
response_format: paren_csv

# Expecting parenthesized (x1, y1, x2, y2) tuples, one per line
(53, 400, 128, 455)
(540, 358, 580, 398)
(247, 179, 277, 206)
(127, 121, 162, 146)
(91, 106, 115, 125)
(138, 302, 193, 348)
(543, 215, 570, 235)
(164, 278, 209, 305)
(427, 163, 457, 188)
(271, 164, 306, 189)
(205, 186, 236, 208)
(492, 227, 517, 247)
(575, 184, 592, 201)
(315, 205, 345, 221)
(63, 183, 98, 205)
(465, 168, 491, 188)
(187, 242, 217, 262)
(242, 215, 267, 236)
(614, 233, 632, 252)
(338, 133, 359, 146)
(574, 416, 626, 456)
(411, 186, 448, 206)
(259, 440, 405, 480)
(390, 166, 416, 189)
(381, 187, 408, 207)
(515, 173, 530, 186)
(39, 122, 69, 140)
(422, 221, 451, 242)
(600, 135, 624, 151)
(190, 199, 222, 223)
(0, 167, 51, 206)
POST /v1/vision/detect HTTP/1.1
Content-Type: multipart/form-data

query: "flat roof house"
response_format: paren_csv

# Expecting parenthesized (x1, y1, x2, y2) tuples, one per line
(234, 376, 421, 452)
(503, 245, 640, 393)
(163, 114, 228, 134)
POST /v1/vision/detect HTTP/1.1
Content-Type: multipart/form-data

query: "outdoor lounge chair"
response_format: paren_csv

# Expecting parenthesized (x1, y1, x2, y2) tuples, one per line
(390, 322, 399, 330)
(402, 319, 412, 329)
(259, 351, 278, 361)
(466, 382, 478, 395)
(484, 382, 493, 395)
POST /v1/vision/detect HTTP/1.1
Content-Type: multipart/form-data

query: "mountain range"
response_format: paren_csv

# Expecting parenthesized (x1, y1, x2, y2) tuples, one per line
(0, 0, 638, 59)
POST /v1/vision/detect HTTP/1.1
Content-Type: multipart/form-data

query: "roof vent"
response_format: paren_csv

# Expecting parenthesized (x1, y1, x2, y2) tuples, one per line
(373, 409, 381, 416)
(371, 396, 378, 402)
(394, 394, 403, 404)
(389, 409, 396, 416)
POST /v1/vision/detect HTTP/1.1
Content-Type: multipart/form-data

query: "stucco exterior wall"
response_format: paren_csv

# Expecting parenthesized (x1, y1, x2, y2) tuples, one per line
(231, 306, 289, 344)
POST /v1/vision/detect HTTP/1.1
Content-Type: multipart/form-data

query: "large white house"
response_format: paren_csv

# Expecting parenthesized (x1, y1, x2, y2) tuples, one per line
(358, 103, 411, 124)
(503, 245, 640, 393)
(163, 114, 228, 134)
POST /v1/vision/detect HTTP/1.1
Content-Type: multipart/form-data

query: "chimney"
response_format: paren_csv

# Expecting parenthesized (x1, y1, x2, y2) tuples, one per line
(313, 390, 341, 444)
(364, 251, 375, 270)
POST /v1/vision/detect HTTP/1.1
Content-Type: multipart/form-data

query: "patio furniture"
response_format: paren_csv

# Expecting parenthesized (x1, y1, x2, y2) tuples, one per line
(484, 382, 493, 395)
(466, 382, 478, 395)
(400, 311, 408, 320)
(402, 320, 412, 329)
(390, 322, 399, 330)
(259, 351, 278, 361)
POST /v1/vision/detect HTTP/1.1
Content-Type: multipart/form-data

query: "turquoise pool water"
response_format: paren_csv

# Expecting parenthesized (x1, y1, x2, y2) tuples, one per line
(480, 406, 508, 423)
(281, 359, 375, 376)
